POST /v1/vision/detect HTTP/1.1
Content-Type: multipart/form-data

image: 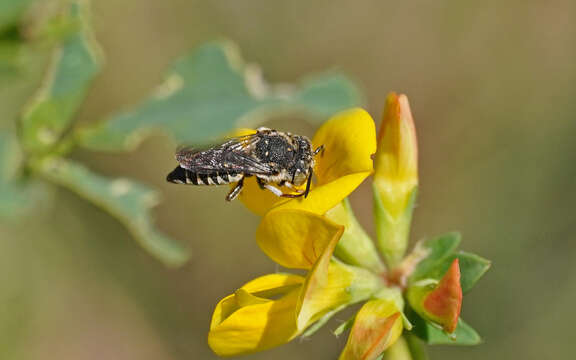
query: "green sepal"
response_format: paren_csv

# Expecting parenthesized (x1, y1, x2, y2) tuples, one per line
(373, 183, 418, 267)
(333, 316, 355, 337)
(34, 157, 189, 266)
(454, 252, 490, 293)
(410, 232, 461, 281)
(412, 250, 490, 294)
(429, 252, 491, 293)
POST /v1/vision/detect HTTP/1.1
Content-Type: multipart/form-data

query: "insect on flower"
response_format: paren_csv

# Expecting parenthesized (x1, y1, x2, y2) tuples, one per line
(166, 127, 324, 201)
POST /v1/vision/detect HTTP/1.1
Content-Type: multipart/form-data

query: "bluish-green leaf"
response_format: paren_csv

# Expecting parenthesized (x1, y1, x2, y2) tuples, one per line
(410, 232, 461, 281)
(78, 40, 362, 151)
(20, 0, 101, 154)
(35, 157, 189, 266)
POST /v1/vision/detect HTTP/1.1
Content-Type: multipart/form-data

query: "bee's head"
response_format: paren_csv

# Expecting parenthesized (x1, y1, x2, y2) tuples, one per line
(290, 135, 314, 186)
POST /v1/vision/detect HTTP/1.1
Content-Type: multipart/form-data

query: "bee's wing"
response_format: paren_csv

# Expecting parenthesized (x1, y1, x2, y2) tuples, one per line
(175, 134, 276, 175)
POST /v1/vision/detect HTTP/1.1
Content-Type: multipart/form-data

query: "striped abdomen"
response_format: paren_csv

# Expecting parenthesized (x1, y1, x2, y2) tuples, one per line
(166, 166, 242, 185)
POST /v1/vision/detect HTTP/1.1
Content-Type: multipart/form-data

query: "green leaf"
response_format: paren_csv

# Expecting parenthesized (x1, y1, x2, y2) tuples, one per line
(35, 157, 189, 266)
(426, 252, 491, 293)
(78, 40, 362, 151)
(411, 315, 482, 346)
(411, 232, 461, 281)
(20, 0, 101, 155)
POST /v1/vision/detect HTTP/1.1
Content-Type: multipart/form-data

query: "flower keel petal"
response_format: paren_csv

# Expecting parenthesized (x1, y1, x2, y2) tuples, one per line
(339, 299, 403, 360)
(208, 273, 305, 356)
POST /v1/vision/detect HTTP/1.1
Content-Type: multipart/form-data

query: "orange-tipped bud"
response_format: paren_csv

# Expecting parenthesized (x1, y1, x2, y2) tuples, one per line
(373, 93, 419, 266)
(374, 92, 418, 196)
(407, 258, 463, 333)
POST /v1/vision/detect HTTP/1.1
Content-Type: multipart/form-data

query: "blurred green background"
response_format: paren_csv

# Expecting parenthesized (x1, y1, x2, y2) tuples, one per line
(2, 0, 576, 359)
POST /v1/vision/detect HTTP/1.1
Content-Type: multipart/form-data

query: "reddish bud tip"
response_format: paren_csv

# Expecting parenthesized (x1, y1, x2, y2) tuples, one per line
(423, 258, 462, 333)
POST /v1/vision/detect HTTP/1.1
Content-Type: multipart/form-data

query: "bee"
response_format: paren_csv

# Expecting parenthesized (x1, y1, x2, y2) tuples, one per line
(166, 127, 324, 201)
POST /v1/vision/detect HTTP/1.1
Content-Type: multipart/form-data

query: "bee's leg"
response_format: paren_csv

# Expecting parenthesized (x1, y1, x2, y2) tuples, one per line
(303, 168, 313, 198)
(256, 177, 266, 190)
(278, 176, 311, 198)
(264, 184, 284, 197)
(313, 144, 325, 156)
(226, 177, 244, 201)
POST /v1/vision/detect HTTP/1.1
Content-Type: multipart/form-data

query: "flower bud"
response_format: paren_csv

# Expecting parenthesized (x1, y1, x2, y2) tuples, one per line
(373, 92, 418, 266)
(339, 299, 404, 360)
(407, 259, 462, 333)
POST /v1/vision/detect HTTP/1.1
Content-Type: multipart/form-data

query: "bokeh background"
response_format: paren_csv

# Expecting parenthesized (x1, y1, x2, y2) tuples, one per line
(2, 0, 576, 359)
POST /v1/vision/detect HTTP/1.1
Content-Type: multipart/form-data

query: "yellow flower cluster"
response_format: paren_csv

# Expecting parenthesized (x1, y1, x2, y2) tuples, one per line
(208, 94, 462, 359)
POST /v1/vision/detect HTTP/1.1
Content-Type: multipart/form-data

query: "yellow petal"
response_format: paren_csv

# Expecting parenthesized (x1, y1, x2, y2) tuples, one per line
(256, 209, 344, 270)
(297, 259, 383, 331)
(312, 108, 376, 186)
(240, 272, 304, 294)
(275, 108, 377, 214)
(238, 176, 292, 215)
(295, 217, 382, 330)
(297, 259, 355, 330)
(274, 171, 372, 214)
(239, 108, 376, 216)
(209, 273, 304, 356)
(339, 299, 404, 360)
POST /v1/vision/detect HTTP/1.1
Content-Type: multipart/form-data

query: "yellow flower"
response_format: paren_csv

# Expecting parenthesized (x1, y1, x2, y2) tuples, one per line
(208, 210, 384, 356)
(239, 108, 376, 215)
(207, 98, 487, 358)
(209, 106, 410, 358)
(373, 93, 419, 266)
